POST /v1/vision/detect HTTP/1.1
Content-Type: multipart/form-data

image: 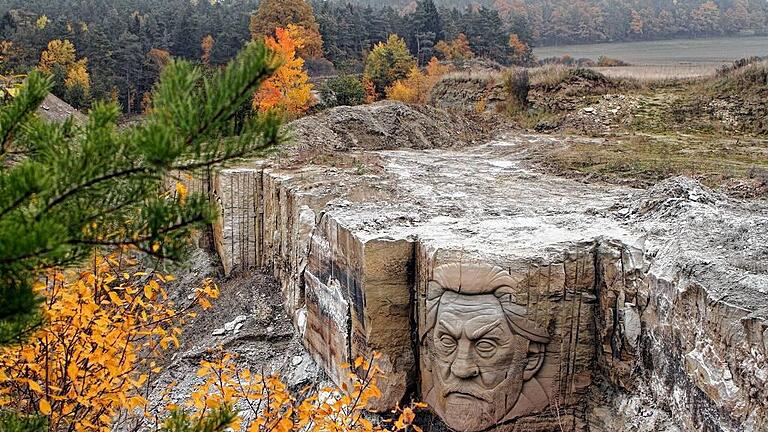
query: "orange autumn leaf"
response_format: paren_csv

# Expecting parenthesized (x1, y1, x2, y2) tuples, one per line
(39, 398, 51, 415)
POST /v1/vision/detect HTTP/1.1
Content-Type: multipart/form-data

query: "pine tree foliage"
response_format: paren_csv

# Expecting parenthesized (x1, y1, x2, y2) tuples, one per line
(0, 411, 46, 432)
(161, 406, 238, 432)
(0, 41, 283, 344)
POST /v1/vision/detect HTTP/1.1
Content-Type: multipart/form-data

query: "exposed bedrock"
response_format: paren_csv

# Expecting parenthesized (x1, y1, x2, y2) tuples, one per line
(210, 106, 767, 431)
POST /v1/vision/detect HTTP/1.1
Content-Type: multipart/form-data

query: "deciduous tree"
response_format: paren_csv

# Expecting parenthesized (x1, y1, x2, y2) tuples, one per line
(0, 251, 220, 431)
(253, 28, 314, 114)
(364, 34, 416, 97)
(507, 33, 531, 65)
(435, 33, 474, 62)
(38, 39, 76, 73)
(201, 35, 215, 66)
(386, 57, 453, 104)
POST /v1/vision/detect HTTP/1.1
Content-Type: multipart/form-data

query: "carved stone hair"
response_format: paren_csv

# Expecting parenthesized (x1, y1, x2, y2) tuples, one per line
(422, 263, 551, 344)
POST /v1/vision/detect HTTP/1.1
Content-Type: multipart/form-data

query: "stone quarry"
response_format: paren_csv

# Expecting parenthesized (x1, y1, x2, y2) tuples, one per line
(208, 103, 768, 431)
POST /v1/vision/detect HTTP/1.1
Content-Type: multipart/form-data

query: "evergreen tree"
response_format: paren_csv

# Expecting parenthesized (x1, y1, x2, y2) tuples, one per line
(410, 0, 443, 64)
(0, 40, 282, 346)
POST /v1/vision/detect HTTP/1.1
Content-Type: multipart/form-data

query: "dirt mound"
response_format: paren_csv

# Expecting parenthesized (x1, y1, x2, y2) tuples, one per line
(37, 93, 86, 124)
(286, 101, 498, 155)
(529, 68, 623, 112)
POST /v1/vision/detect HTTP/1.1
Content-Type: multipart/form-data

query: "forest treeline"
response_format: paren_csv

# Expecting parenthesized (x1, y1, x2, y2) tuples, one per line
(1, 0, 766, 113)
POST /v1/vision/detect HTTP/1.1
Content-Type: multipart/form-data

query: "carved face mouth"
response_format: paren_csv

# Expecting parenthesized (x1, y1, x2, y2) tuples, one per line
(444, 390, 489, 403)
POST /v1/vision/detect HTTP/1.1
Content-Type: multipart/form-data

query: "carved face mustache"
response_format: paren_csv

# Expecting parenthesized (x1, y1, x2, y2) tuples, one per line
(441, 383, 494, 403)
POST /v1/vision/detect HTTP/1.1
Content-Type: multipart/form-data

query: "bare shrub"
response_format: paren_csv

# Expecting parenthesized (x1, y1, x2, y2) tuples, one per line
(502, 67, 529, 113)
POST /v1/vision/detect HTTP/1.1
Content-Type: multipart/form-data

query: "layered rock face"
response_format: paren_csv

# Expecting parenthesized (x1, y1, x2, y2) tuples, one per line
(212, 124, 768, 431)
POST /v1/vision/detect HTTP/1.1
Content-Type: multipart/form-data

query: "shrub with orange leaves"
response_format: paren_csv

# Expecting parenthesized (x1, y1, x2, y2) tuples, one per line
(0, 250, 219, 432)
(172, 350, 425, 432)
(253, 27, 313, 115)
(386, 58, 454, 104)
(362, 75, 377, 104)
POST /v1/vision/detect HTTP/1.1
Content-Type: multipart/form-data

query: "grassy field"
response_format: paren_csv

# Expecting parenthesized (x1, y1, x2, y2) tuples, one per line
(534, 35, 768, 80)
(590, 65, 718, 81)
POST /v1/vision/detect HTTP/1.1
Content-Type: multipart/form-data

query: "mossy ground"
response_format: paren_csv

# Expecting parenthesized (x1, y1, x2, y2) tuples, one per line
(536, 132, 768, 196)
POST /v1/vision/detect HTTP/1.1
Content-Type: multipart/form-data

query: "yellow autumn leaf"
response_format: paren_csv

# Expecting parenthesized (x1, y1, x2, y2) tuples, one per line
(39, 398, 51, 415)
(67, 362, 79, 381)
(26, 380, 43, 394)
(175, 181, 188, 205)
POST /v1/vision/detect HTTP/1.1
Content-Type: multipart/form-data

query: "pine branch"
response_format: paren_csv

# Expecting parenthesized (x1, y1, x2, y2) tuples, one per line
(0, 72, 51, 159)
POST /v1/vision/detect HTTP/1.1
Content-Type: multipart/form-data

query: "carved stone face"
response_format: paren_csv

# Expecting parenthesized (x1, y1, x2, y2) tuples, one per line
(430, 292, 532, 431)
(421, 264, 551, 432)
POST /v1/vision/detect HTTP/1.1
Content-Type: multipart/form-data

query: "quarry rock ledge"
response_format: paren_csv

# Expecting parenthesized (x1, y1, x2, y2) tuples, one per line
(212, 137, 768, 432)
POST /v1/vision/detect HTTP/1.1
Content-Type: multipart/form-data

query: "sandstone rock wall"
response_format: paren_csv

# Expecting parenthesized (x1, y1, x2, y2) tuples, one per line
(211, 134, 768, 431)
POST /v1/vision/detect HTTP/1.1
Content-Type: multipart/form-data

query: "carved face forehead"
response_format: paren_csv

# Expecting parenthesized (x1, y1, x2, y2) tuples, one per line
(437, 293, 512, 340)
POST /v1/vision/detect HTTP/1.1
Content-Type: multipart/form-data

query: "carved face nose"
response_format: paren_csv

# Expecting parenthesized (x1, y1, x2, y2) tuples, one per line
(450, 342, 480, 379)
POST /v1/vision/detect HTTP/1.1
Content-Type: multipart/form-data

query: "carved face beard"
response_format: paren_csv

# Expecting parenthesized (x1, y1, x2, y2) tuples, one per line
(432, 335, 530, 432)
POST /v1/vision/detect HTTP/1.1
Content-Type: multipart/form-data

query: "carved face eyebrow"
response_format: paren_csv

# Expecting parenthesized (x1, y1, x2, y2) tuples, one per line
(468, 321, 502, 340)
(437, 320, 460, 337)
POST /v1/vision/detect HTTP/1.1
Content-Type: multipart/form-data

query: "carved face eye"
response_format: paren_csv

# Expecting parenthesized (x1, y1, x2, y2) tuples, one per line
(475, 339, 497, 357)
(439, 335, 457, 352)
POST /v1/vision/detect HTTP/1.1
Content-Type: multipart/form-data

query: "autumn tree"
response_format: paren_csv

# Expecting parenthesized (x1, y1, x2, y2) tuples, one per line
(162, 350, 424, 432)
(691, 1, 723, 35)
(37, 39, 92, 108)
(507, 33, 531, 65)
(38, 40, 76, 73)
(286, 24, 324, 60)
(0, 251, 220, 431)
(435, 33, 474, 62)
(386, 57, 453, 104)
(364, 35, 416, 97)
(250, 0, 324, 59)
(253, 27, 313, 115)
(201, 35, 215, 66)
